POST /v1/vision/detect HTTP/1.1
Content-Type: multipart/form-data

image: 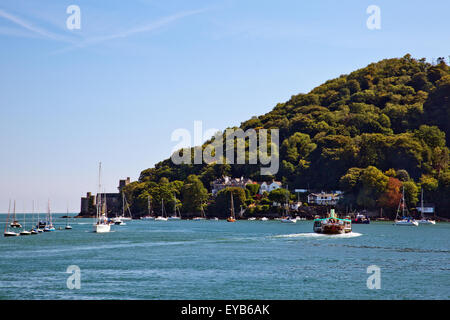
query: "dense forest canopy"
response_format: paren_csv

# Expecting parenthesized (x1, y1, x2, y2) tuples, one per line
(124, 55, 450, 217)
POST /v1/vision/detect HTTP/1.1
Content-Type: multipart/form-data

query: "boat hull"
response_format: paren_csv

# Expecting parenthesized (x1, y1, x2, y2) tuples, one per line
(93, 223, 111, 233)
(281, 218, 297, 223)
(394, 220, 419, 226)
(418, 220, 436, 225)
(4, 232, 19, 237)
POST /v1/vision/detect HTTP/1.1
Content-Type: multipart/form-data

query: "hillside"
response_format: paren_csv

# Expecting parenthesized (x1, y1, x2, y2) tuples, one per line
(124, 55, 450, 217)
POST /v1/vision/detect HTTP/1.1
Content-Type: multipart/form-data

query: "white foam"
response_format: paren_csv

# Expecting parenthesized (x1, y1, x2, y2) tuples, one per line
(273, 232, 363, 239)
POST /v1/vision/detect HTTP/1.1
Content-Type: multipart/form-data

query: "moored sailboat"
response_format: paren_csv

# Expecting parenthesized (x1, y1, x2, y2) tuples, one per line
(93, 163, 111, 233)
(417, 189, 436, 225)
(168, 193, 182, 220)
(43, 200, 56, 232)
(10, 200, 21, 228)
(227, 192, 236, 222)
(394, 187, 418, 226)
(65, 204, 73, 230)
(141, 196, 155, 220)
(19, 205, 31, 236)
(155, 199, 168, 221)
(4, 200, 19, 237)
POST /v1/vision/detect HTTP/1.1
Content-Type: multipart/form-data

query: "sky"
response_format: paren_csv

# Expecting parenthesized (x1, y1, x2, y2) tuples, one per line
(0, 0, 449, 213)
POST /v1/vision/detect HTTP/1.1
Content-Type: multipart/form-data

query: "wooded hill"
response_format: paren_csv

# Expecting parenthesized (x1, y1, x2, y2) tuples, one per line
(123, 55, 450, 217)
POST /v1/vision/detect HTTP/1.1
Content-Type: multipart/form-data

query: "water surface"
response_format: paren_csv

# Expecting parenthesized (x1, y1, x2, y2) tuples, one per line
(0, 214, 449, 299)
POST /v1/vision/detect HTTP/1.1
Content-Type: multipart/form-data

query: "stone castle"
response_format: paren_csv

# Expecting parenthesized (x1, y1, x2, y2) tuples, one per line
(79, 177, 131, 217)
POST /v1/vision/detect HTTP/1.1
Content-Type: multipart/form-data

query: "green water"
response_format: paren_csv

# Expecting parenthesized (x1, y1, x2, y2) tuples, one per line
(0, 214, 449, 300)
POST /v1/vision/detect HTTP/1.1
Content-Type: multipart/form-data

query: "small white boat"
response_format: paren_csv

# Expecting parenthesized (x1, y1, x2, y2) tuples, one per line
(394, 219, 419, 226)
(4, 201, 19, 237)
(155, 199, 169, 221)
(19, 230, 32, 236)
(280, 217, 297, 223)
(260, 217, 269, 221)
(93, 163, 111, 233)
(192, 217, 206, 221)
(4, 231, 19, 237)
(94, 222, 111, 233)
(65, 205, 73, 230)
(114, 218, 125, 225)
(168, 193, 182, 220)
(248, 217, 256, 221)
(417, 189, 436, 225)
(210, 217, 219, 221)
(418, 219, 436, 225)
(394, 187, 418, 227)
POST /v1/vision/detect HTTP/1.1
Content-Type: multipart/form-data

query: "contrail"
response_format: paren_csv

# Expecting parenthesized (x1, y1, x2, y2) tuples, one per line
(52, 8, 207, 54)
(0, 8, 72, 43)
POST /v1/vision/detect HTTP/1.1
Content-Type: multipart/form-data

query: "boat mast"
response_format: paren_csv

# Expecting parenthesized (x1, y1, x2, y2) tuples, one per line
(147, 195, 152, 216)
(13, 200, 16, 222)
(173, 193, 177, 217)
(32, 200, 35, 228)
(4, 199, 11, 233)
(230, 191, 235, 218)
(48, 199, 51, 226)
(97, 162, 102, 222)
(421, 188, 424, 219)
(23, 203, 26, 230)
(122, 192, 125, 218)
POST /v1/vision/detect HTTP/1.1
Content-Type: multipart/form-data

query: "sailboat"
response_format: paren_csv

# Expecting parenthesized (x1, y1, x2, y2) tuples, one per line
(19, 204, 32, 235)
(35, 201, 44, 232)
(93, 163, 111, 233)
(193, 202, 207, 221)
(30, 201, 39, 234)
(4, 200, 19, 237)
(394, 186, 418, 226)
(281, 190, 296, 223)
(43, 200, 56, 232)
(168, 193, 182, 220)
(155, 199, 168, 221)
(227, 192, 236, 222)
(141, 196, 155, 220)
(10, 200, 21, 228)
(417, 189, 436, 225)
(65, 203, 73, 230)
(113, 193, 129, 225)
(116, 193, 132, 221)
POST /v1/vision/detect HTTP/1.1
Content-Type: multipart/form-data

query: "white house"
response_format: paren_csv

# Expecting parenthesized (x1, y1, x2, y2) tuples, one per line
(307, 192, 341, 205)
(259, 181, 282, 194)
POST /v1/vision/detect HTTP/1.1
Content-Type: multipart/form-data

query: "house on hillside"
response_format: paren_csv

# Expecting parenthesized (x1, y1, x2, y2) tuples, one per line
(307, 192, 342, 205)
(259, 181, 282, 194)
(211, 176, 254, 196)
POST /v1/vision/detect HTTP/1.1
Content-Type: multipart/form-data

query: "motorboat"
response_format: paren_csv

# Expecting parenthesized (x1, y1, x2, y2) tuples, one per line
(313, 209, 352, 234)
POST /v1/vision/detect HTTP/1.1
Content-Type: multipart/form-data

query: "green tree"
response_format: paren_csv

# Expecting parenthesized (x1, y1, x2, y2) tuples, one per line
(181, 175, 208, 213)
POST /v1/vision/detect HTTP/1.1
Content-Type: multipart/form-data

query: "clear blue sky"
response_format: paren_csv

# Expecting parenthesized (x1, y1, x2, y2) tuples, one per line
(0, 0, 449, 213)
